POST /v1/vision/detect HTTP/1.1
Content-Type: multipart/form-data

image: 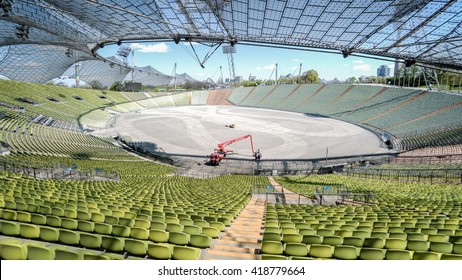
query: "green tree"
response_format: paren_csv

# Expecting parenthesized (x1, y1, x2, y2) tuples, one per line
(109, 81, 123, 91)
(89, 80, 104, 90)
(346, 76, 357, 84)
(304, 69, 319, 84)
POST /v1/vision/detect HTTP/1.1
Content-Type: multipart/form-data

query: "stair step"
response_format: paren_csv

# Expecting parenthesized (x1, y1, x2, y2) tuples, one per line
(202, 254, 260, 260)
(213, 240, 261, 248)
(217, 237, 260, 243)
(203, 250, 260, 259)
(202, 195, 266, 260)
(221, 234, 261, 240)
(211, 245, 258, 254)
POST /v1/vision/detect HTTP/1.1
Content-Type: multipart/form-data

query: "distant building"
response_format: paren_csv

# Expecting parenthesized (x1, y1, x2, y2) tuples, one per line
(235, 76, 243, 83)
(377, 65, 391, 77)
(394, 59, 404, 78)
(248, 76, 256, 82)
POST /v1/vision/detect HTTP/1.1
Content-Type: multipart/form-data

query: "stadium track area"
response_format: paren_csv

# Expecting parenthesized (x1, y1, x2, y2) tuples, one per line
(99, 106, 391, 160)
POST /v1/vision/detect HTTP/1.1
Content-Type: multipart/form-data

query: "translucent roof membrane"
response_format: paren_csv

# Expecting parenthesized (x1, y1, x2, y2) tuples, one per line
(0, 0, 461, 84)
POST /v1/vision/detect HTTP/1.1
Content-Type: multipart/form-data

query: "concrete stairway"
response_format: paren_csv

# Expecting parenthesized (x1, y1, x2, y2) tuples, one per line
(201, 197, 266, 260)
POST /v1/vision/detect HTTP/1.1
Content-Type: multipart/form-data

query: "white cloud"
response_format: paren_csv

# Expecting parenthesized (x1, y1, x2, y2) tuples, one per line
(353, 64, 371, 71)
(344, 64, 349, 67)
(352, 60, 364, 64)
(130, 42, 169, 53)
(256, 64, 276, 71)
(292, 59, 302, 62)
(196, 73, 205, 77)
(182, 42, 199, 46)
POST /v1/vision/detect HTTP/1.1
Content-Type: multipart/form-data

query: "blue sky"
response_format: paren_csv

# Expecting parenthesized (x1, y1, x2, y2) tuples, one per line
(98, 42, 395, 82)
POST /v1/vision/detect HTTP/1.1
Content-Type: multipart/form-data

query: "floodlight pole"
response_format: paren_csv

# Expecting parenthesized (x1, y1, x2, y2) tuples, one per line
(223, 45, 236, 85)
(220, 66, 223, 85)
(275, 63, 278, 84)
(172, 63, 177, 91)
(131, 49, 134, 83)
(75, 63, 80, 88)
(298, 63, 302, 84)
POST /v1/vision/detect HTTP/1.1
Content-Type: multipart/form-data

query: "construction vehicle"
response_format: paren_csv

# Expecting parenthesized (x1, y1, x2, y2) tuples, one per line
(208, 134, 261, 166)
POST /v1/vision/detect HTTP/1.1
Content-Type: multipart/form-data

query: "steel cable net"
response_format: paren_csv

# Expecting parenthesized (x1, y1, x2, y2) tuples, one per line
(0, 0, 461, 83)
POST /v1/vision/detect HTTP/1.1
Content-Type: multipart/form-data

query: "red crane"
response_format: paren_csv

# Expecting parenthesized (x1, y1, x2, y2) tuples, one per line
(208, 134, 261, 166)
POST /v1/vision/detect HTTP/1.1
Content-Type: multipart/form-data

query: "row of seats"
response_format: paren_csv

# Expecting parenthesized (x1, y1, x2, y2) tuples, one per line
(0, 207, 224, 241)
(0, 219, 215, 250)
(260, 241, 462, 260)
(262, 233, 462, 253)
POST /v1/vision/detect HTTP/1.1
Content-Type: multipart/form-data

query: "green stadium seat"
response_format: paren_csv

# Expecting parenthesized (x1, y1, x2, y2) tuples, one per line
(79, 233, 102, 249)
(83, 253, 110, 260)
(101, 236, 125, 252)
(189, 234, 212, 249)
(184, 225, 201, 235)
(1, 220, 20, 236)
(284, 242, 308, 257)
(16, 211, 31, 223)
(54, 248, 82, 260)
(166, 223, 183, 233)
(0, 243, 27, 260)
(112, 225, 131, 237)
(172, 246, 201, 260)
(427, 234, 448, 242)
(91, 212, 105, 223)
(406, 240, 429, 251)
(429, 241, 453, 254)
(51, 207, 65, 217)
(104, 215, 119, 225)
(322, 235, 343, 246)
(202, 226, 220, 238)
(26, 243, 54, 260)
(308, 244, 333, 259)
(149, 229, 169, 243)
(385, 249, 413, 260)
(342, 236, 364, 247)
(282, 233, 302, 243)
(302, 234, 323, 245)
(39, 226, 59, 242)
(261, 254, 288, 260)
(412, 251, 440, 260)
(263, 232, 281, 242)
(384, 238, 407, 250)
(359, 248, 385, 260)
(440, 253, 462, 260)
(130, 227, 149, 240)
(31, 213, 47, 225)
(61, 218, 78, 230)
(94, 222, 112, 235)
(209, 221, 226, 231)
(333, 245, 357, 260)
(77, 211, 91, 221)
(148, 243, 173, 260)
(453, 243, 462, 254)
(124, 239, 148, 256)
(168, 231, 190, 246)
(118, 217, 135, 227)
(260, 241, 283, 255)
(59, 229, 80, 245)
(20, 223, 40, 239)
(134, 219, 151, 229)
(2, 209, 17, 220)
(77, 220, 95, 232)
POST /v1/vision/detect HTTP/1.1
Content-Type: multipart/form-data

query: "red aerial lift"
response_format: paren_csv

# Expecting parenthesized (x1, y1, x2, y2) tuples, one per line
(208, 134, 261, 166)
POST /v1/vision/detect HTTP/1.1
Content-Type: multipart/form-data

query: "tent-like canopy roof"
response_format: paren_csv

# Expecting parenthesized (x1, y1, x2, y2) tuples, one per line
(0, 0, 461, 73)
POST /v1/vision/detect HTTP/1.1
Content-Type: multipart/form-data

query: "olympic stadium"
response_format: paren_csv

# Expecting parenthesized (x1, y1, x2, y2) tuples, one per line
(0, 0, 462, 262)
